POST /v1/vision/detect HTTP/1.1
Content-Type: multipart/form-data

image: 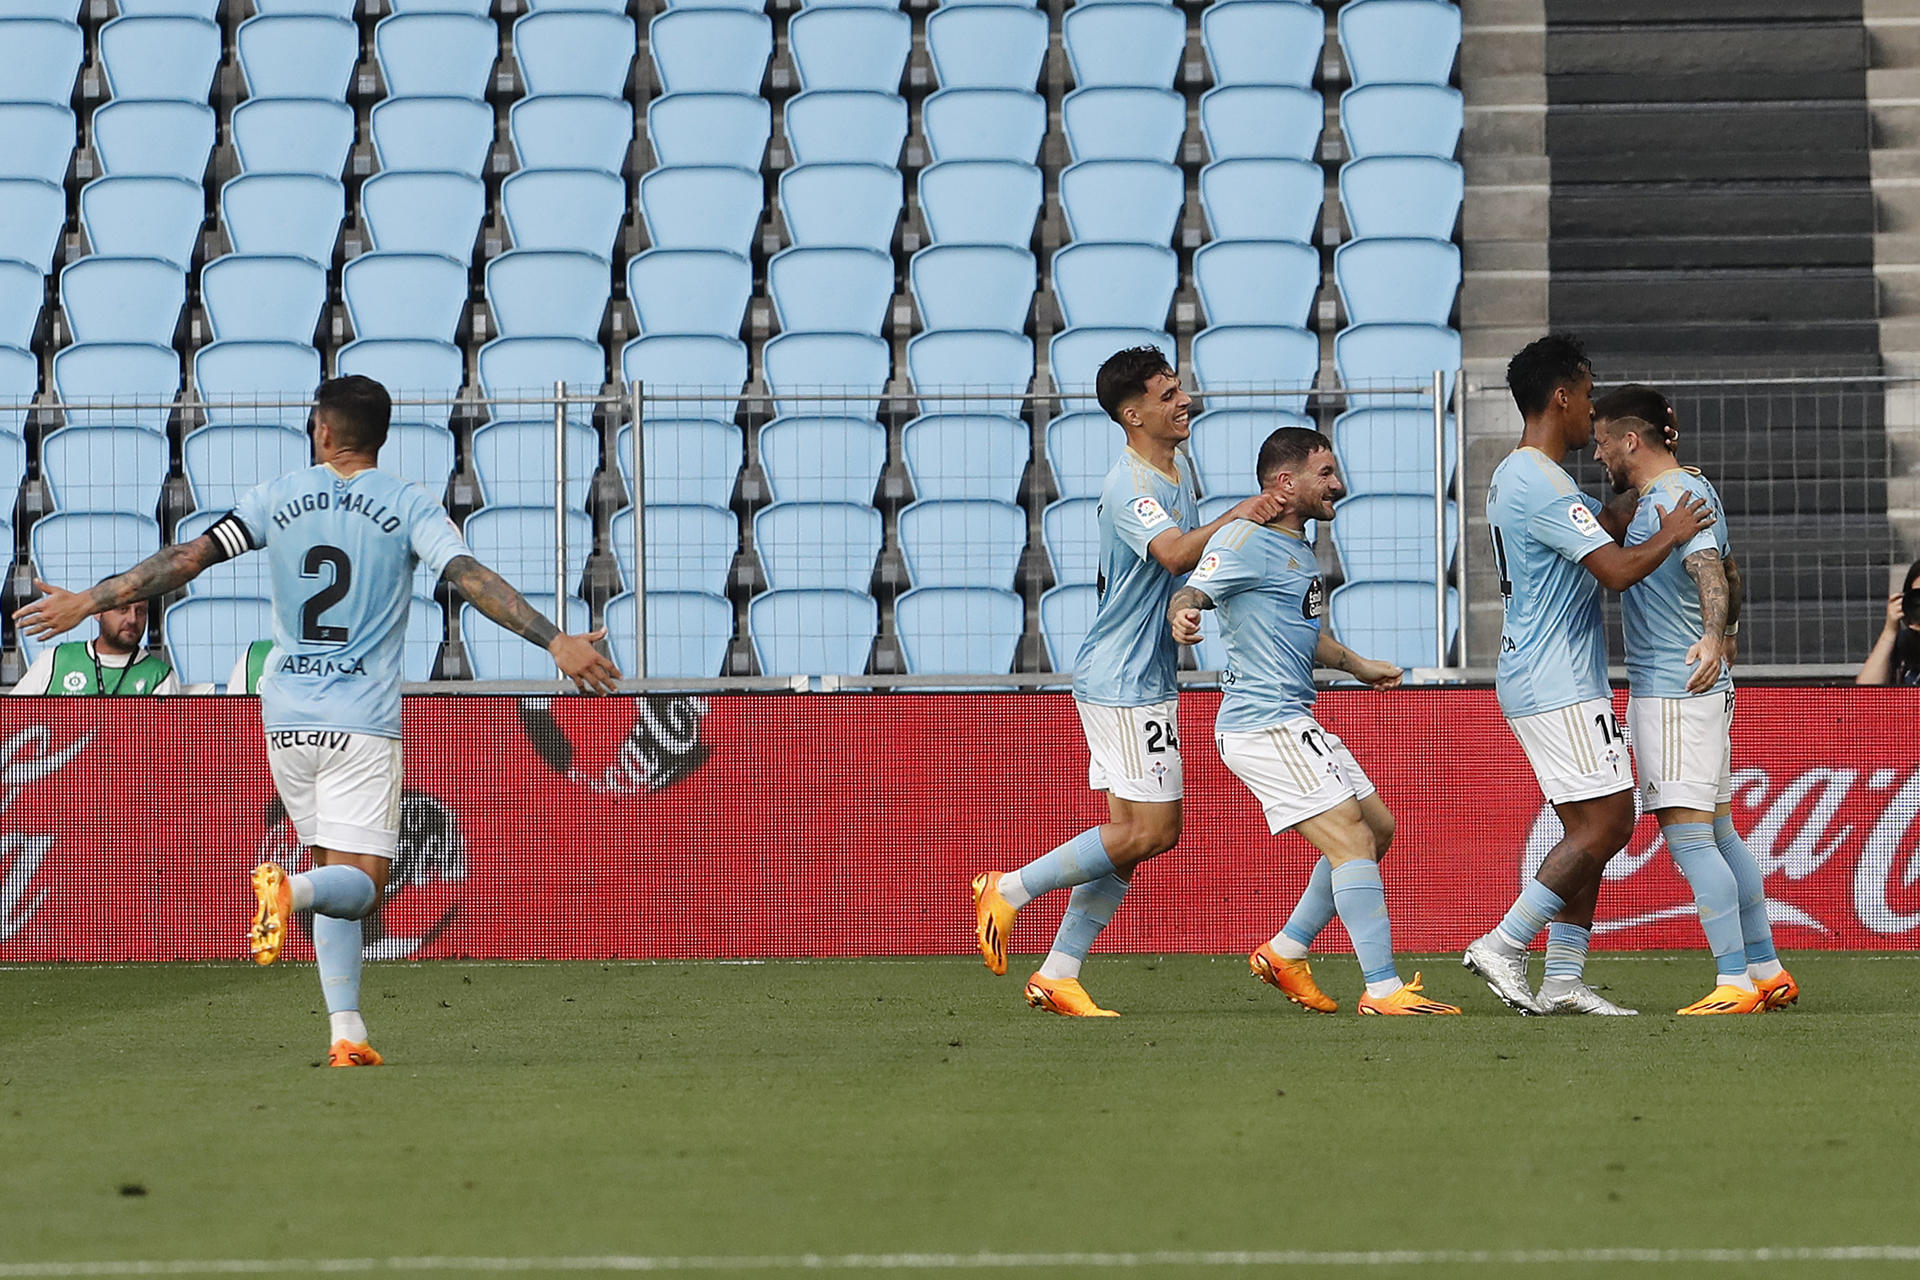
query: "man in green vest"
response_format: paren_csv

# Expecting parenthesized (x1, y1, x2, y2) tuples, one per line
(10, 588, 178, 696)
(226, 639, 275, 696)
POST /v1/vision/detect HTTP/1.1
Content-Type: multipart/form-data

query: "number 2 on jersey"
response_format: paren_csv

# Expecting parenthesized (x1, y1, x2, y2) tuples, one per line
(300, 544, 352, 644)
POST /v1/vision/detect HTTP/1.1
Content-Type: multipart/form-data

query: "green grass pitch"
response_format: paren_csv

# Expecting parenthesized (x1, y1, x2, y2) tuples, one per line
(3, 953, 1918, 1280)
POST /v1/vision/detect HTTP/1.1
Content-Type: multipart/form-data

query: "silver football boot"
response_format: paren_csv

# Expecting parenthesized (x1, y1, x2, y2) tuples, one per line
(1462, 933, 1543, 1014)
(1537, 982, 1639, 1016)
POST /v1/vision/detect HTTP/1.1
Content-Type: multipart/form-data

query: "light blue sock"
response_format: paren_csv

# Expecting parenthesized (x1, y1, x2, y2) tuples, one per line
(1541, 922, 1590, 988)
(1666, 821, 1745, 978)
(297, 864, 377, 920)
(1010, 826, 1117, 907)
(1715, 815, 1778, 966)
(1038, 874, 1129, 980)
(1494, 879, 1566, 951)
(1277, 856, 1335, 954)
(312, 912, 364, 1017)
(1330, 860, 1397, 986)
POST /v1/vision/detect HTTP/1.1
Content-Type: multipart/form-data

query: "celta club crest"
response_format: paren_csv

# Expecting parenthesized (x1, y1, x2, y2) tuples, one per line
(1302, 576, 1325, 620)
(516, 694, 711, 796)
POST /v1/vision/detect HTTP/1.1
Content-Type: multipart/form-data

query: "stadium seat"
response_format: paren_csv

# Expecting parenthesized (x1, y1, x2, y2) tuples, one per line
(513, 11, 637, 98)
(117, 0, 218, 15)
(901, 413, 1029, 503)
(1061, 88, 1185, 164)
(77, 178, 201, 274)
(1200, 158, 1326, 243)
(462, 594, 591, 679)
(921, 88, 1046, 163)
(336, 339, 465, 417)
(478, 336, 608, 404)
(500, 169, 626, 259)
(628, 250, 752, 338)
(1194, 240, 1321, 328)
(894, 586, 1022, 675)
(0, 179, 65, 274)
(637, 166, 764, 255)
(898, 499, 1025, 590)
(28, 514, 161, 613)
(762, 332, 891, 419)
(221, 175, 345, 266)
(462, 507, 593, 593)
(403, 596, 446, 682)
(0, 104, 77, 184)
(608, 504, 738, 596)
(1, 19, 83, 106)
(613, 418, 744, 509)
(1045, 410, 1122, 500)
(486, 251, 611, 342)
(605, 591, 734, 682)
(374, 14, 499, 99)
(1331, 406, 1458, 496)
(51, 342, 179, 433)
(1048, 327, 1173, 413)
(40, 426, 168, 516)
(778, 164, 903, 252)
(905, 331, 1033, 418)
(1039, 582, 1096, 673)
(1334, 322, 1461, 407)
(90, 101, 216, 181)
(648, 9, 774, 95)
(783, 91, 908, 166)
(1062, 2, 1184, 88)
(1329, 493, 1459, 582)
(917, 161, 1043, 248)
(910, 244, 1035, 332)
(59, 258, 185, 347)
(1335, 238, 1461, 327)
(1052, 243, 1178, 330)
(1190, 325, 1319, 410)
(231, 100, 355, 178)
(748, 588, 877, 677)
(201, 255, 327, 344)
(768, 247, 894, 338)
(526, 0, 638, 13)
(385, 0, 490, 11)
(368, 99, 496, 178)
(165, 598, 277, 689)
(0, 261, 42, 352)
(381, 422, 458, 495)
(182, 425, 311, 510)
(509, 96, 633, 174)
(788, 8, 911, 92)
(758, 416, 886, 504)
(470, 419, 599, 509)
(254, 0, 357, 14)
(0, 346, 36, 439)
(1327, 580, 1460, 670)
(1059, 161, 1183, 245)
(195, 340, 322, 429)
(360, 171, 487, 258)
(1041, 496, 1100, 585)
(342, 253, 468, 342)
(1203, 0, 1323, 88)
(1340, 156, 1465, 239)
(1339, 0, 1461, 85)
(1201, 86, 1323, 162)
(927, 4, 1048, 90)
(236, 15, 359, 99)
(1186, 407, 1310, 498)
(753, 501, 883, 592)
(647, 93, 772, 170)
(100, 16, 221, 102)
(620, 335, 748, 422)
(1339, 85, 1464, 159)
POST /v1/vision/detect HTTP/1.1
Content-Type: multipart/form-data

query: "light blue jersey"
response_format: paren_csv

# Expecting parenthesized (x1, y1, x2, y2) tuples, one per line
(213, 464, 470, 738)
(1487, 447, 1614, 718)
(1623, 467, 1730, 698)
(1184, 520, 1322, 733)
(1073, 448, 1196, 707)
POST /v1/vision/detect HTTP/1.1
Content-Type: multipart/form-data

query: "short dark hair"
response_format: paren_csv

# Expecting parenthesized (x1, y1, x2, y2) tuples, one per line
(1095, 345, 1174, 425)
(313, 374, 391, 454)
(1255, 426, 1333, 487)
(1505, 333, 1591, 418)
(1593, 383, 1672, 426)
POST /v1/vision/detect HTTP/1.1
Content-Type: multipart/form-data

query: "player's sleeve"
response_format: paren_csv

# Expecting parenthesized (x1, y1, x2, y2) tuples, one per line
(1526, 487, 1614, 565)
(1183, 533, 1257, 602)
(1676, 477, 1721, 560)
(8, 648, 54, 696)
(203, 484, 271, 564)
(1111, 484, 1179, 560)
(408, 491, 472, 580)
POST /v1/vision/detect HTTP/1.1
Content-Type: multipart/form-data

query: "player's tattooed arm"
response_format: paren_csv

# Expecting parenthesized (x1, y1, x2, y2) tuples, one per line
(12, 536, 222, 640)
(1723, 552, 1744, 628)
(1317, 632, 1403, 688)
(444, 555, 563, 648)
(1598, 492, 1636, 544)
(1682, 547, 1729, 693)
(1168, 585, 1214, 646)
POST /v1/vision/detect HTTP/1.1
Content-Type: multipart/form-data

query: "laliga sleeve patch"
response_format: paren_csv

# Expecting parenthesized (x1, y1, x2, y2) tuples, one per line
(1190, 551, 1221, 583)
(1132, 495, 1171, 527)
(1567, 502, 1602, 538)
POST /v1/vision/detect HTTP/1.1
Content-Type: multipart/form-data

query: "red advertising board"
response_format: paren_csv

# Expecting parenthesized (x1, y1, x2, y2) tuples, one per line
(0, 687, 1915, 961)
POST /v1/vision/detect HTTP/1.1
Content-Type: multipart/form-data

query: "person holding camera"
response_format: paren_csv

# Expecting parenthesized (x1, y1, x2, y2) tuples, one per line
(1857, 559, 1920, 686)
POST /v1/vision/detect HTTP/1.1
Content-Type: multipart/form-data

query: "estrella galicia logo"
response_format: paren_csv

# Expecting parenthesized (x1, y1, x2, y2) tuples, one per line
(517, 694, 710, 795)
(1302, 575, 1325, 620)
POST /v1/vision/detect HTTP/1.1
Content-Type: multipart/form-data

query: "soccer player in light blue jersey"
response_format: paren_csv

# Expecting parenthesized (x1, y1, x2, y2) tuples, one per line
(971, 346, 1280, 1017)
(1462, 335, 1715, 1016)
(1591, 386, 1798, 1015)
(1167, 427, 1458, 1015)
(17, 376, 620, 1065)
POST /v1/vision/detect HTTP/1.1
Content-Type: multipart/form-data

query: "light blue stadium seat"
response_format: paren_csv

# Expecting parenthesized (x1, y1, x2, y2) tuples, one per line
(1339, 0, 1461, 85)
(895, 586, 1022, 675)
(183, 424, 311, 509)
(7, 2, 80, 20)
(1049, 327, 1173, 413)
(927, 4, 1048, 89)
(79, 177, 202, 272)
(613, 419, 743, 508)
(1063, 2, 1184, 88)
(51, 343, 179, 433)
(905, 331, 1033, 418)
(463, 594, 591, 679)
(236, 15, 359, 99)
(768, 247, 894, 338)
(620, 335, 747, 422)
(501, 169, 626, 259)
(910, 244, 1035, 332)
(201, 255, 327, 344)
(0, 432, 21, 507)
(486, 251, 611, 341)
(29, 513, 161, 605)
(1340, 84, 1464, 159)
(1331, 406, 1457, 496)
(605, 590, 734, 680)
(254, 0, 358, 13)
(609, 504, 738, 596)
(1340, 156, 1464, 239)
(336, 340, 465, 421)
(1042, 496, 1100, 585)
(526, 0, 633, 11)
(0, 104, 77, 184)
(1334, 322, 1460, 407)
(381, 422, 458, 496)
(657, 0, 767, 8)
(1327, 579, 1460, 671)
(221, 174, 345, 266)
(628, 249, 753, 338)
(901, 413, 1029, 503)
(1, 19, 83, 106)
(174, 511, 271, 599)
(360, 171, 487, 257)
(637, 166, 764, 255)
(462, 507, 593, 593)
(91, 101, 216, 181)
(898, 499, 1024, 590)
(784, 91, 908, 166)
(1059, 161, 1182, 244)
(647, 93, 771, 169)
(100, 16, 221, 102)
(779, 164, 903, 252)
(1062, 87, 1184, 163)
(788, 7, 911, 91)
(1200, 158, 1324, 242)
(1191, 325, 1319, 410)
(59, 258, 186, 347)
(1045, 410, 1121, 499)
(0, 262, 42, 352)
(921, 88, 1046, 163)
(374, 14, 499, 99)
(0, 347, 36, 438)
(1052, 243, 1177, 330)
(1194, 240, 1320, 328)
(470, 419, 599, 509)
(1187, 407, 1311, 497)
(763, 333, 891, 419)
(514, 11, 637, 97)
(342, 253, 468, 342)
(369, 99, 495, 178)
(918, 161, 1042, 247)
(1039, 582, 1096, 673)
(117, 0, 218, 14)
(748, 588, 877, 677)
(1330, 493, 1459, 582)
(754, 501, 882, 592)
(758, 416, 886, 504)
(509, 96, 633, 174)
(195, 341, 322, 428)
(0, 179, 65, 274)
(403, 596, 446, 682)
(1203, 0, 1324, 88)
(165, 597, 276, 688)
(648, 9, 774, 95)
(478, 336, 607, 405)
(231, 99, 355, 177)
(1201, 85, 1323, 162)
(41, 427, 168, 516)
(1335, 237, 1460, 327)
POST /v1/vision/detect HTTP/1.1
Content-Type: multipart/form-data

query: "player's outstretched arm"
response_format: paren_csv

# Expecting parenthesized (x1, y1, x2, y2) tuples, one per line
(1147, 492, 1283, 575)
(1316, 630, 1402, 688)
(1167, 585, 1214, 646)
(443, 554, 622, 693)
(1681, 547, 1729, 693)
(1579, 492, 1715, 592)
(12, 536, 223, 641)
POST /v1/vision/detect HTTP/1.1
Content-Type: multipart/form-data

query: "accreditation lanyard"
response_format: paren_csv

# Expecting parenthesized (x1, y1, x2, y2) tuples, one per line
(89, 642, 139, 697)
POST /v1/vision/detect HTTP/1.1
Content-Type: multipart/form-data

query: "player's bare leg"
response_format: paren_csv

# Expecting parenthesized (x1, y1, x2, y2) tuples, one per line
(1251, 793, 1392, 1013)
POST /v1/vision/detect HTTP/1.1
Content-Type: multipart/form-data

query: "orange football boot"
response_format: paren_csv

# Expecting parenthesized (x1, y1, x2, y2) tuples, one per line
(1755, 969, 1800, 1011)
(1024, 973, 1119, 1017)
(248, 863, 291, 966)
(1249, 942, 1338, 1013)
(328, 1041, 384, 1068)
(971, 871, 1017, 976)
(1357, 972, 1461, 1015)
(1677, 984, 1767, 1015)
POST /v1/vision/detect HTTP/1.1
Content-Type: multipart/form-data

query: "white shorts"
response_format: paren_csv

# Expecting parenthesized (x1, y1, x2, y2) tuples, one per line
(1216, 715, 1378, 835)
(1076, 698, 1184, 803)
(1507, 697, 1634, 804)
(1627, 689, 1735, 814)
(264, 730, 404, 858)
